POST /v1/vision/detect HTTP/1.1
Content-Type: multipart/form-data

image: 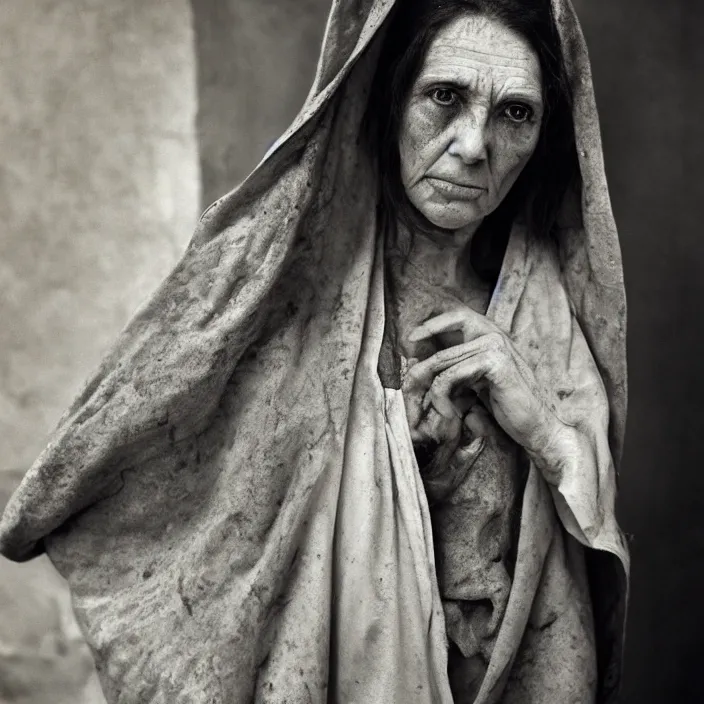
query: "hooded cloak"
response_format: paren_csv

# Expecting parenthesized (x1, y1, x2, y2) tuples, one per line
(0, 1, 628, 702)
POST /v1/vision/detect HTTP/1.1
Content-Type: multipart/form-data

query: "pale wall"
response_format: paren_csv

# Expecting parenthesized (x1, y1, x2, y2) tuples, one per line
(0, 1, 199, 473)
(0, 2, 199, 702)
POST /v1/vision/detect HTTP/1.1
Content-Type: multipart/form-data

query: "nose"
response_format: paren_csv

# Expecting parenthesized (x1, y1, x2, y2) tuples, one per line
(447, 109, 489, 165)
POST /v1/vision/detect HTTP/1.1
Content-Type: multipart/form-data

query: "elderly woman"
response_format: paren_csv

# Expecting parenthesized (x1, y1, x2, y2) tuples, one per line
(0, 0, 628, 703)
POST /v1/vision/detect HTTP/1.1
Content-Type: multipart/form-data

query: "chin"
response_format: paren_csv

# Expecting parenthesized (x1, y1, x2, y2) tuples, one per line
(421, 203, 484, 231)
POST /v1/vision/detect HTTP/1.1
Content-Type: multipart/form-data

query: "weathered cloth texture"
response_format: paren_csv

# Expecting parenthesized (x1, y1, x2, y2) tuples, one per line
(0, 1, 628, 702)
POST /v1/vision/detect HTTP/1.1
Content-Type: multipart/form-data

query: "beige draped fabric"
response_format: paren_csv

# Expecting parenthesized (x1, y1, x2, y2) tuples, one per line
(0, 1, 628, 702)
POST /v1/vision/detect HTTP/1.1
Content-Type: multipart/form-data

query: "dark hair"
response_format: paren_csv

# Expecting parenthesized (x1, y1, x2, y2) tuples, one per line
(365, 0, 577, 282)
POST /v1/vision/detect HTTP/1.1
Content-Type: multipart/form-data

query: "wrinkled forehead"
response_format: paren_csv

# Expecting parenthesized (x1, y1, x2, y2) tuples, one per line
(419, 14, 542, 92)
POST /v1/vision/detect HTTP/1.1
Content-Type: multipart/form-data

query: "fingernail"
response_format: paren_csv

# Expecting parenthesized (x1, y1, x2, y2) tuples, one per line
(463, 436, 485, 455)
(456, 437, 486, 463)
(408, 328, 424, 342)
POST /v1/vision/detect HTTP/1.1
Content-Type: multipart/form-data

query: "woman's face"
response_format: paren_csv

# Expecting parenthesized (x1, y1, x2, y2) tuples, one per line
(398, 14, 544, 231)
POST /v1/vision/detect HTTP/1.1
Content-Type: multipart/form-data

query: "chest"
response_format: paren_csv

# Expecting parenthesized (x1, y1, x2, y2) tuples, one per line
(391, 261, 493, 360)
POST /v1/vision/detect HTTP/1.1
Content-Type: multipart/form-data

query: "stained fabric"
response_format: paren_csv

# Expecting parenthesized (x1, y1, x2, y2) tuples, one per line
(0, 1, 628, 702)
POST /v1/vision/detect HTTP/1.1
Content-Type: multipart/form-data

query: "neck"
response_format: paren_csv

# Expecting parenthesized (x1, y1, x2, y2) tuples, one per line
(409, 220, 482, 289)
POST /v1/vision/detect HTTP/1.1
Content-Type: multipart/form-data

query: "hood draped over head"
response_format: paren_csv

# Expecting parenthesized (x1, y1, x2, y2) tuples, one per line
(0, 1, 628, 702)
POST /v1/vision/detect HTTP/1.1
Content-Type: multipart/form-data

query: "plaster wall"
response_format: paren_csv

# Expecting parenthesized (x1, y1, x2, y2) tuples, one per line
(0, 1, 199, 473)
(0, 2, 199, 701)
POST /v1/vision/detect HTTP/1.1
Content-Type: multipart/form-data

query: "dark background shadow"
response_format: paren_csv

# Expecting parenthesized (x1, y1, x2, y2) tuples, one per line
(574, 1, 703, 701)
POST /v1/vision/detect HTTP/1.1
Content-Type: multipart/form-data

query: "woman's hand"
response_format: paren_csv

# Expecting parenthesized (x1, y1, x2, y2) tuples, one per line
(402, 353, 465, 459)
(402, 357, 488, 484)
(407, 308, 568, 482)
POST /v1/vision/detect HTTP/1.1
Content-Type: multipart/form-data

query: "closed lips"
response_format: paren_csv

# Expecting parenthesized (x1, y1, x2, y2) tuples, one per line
(426, 177, 485, 200)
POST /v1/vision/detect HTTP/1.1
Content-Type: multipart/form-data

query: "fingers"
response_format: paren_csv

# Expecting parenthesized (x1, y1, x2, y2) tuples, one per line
(408, 308, 499, 343)
(406, 334, 509, 421)
(409, 405, 462, 448)
(408, 336, 496, 387)
(463, 404, 494, 437)
(403, 356, 436, 390)
(428, 355, 493, 418)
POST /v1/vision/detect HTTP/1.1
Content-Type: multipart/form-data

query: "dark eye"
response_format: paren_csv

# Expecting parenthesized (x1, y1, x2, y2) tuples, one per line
(430, 87, 458, 107)
(503, 103, 533, 123)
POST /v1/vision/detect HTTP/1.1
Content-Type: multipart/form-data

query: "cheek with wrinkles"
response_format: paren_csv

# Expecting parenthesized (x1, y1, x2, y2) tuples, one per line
(489, 125, 540, 195)
(400, 100, 449, 185)
(495, 123, 540, 160)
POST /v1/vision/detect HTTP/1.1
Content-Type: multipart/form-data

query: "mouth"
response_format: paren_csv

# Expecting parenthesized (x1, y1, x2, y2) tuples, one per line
(425, 177, 486, 201)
